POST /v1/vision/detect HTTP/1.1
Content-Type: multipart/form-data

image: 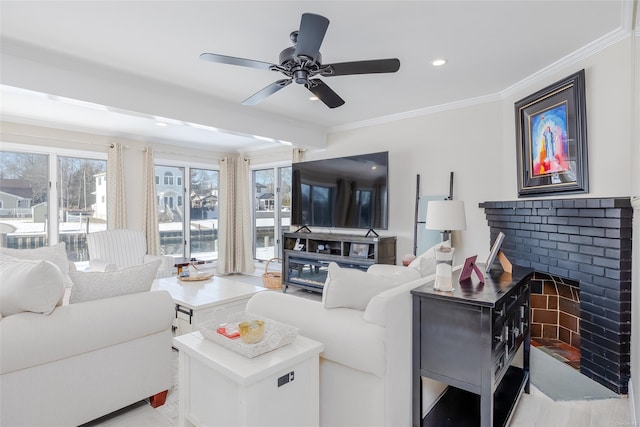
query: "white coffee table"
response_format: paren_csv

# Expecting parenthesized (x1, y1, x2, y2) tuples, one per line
(152, 275, 266, 335)
(173, 331, 323, 427)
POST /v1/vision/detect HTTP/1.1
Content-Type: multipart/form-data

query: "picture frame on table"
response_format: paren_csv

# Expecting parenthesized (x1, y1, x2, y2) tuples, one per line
(514, 69, 589, 197)
(485, 232, 505, 272)
(349, 243, 370, 258)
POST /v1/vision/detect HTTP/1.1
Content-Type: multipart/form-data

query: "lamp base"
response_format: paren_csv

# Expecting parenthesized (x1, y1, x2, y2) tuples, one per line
(433, 275, 454, 292)
(434, 245, 455, 292)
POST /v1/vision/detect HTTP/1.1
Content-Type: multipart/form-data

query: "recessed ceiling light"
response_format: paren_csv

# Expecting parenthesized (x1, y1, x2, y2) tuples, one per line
(155, 122, 168, 127)
(432, 59, 447, 67)
(309, 96, 319, 101)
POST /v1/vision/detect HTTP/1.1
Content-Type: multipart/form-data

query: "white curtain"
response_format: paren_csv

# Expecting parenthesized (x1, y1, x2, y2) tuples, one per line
(217, 156, 255, 275)
(107, 143, 127, 229)
(142, 147, 161, 255)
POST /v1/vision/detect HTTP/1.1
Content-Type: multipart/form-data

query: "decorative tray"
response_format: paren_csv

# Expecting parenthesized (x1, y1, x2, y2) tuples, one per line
(197, 312, 299, 358)
(178, 273, 214, 282)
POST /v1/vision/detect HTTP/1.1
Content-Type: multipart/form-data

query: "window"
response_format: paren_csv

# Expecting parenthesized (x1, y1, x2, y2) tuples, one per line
(190, 168, 219, 261)
(155, 165, 184, 257)
(252, 166, 291, 261)
(0, 151, 49, 249)
(58, 156, 108, 261)
(163, 171, 174, 185)
(154, 163, 219, 261)
(0, 148, 107, 262)
(155, 175, 159, 185)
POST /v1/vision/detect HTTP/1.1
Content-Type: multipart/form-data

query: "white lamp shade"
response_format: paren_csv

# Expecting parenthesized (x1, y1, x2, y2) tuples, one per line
(425, 200, 466, 231)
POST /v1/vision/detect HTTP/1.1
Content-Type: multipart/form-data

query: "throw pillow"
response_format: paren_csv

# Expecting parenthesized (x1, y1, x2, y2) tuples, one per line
(323, 262, 399, 311)
(68, 259, 161, 304)
(408, 240, 451, 277)
(0, 254, 65, 317)
(0, 242, 73, 288)
(366, 264, 421, 283)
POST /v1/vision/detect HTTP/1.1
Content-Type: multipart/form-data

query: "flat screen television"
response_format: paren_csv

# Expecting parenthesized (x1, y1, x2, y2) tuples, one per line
(291, 151, 389, 230)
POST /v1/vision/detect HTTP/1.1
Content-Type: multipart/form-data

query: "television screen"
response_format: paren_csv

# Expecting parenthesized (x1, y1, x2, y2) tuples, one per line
(292, 151, 388, 230)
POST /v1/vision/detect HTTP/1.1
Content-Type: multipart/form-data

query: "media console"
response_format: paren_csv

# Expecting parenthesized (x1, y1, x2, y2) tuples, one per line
(282, 231, 396, 293)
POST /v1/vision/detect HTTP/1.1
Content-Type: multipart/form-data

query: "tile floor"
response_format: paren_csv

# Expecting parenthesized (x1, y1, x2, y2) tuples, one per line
(86, 274, 633, 427)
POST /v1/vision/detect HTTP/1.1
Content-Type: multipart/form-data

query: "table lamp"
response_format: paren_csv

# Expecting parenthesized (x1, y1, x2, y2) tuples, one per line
(425, 200, 466, 291)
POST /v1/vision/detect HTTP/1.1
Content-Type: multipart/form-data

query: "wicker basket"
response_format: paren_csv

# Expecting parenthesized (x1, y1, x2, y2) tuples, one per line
(262, 257, 282, 290)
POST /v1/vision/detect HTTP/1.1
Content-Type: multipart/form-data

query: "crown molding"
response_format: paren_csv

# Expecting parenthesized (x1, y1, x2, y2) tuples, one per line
(329, 23, 633, 135)
(500, 27, 630, 99)
(328, 93, 501, 134)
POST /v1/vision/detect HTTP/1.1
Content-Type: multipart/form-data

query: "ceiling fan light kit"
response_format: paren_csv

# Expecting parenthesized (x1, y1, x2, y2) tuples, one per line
(200, 13, 400, 109)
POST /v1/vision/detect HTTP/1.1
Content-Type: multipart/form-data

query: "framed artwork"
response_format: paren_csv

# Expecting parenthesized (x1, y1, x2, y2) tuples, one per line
(515, 69, 588, 197)
(349, 243, 370, 258)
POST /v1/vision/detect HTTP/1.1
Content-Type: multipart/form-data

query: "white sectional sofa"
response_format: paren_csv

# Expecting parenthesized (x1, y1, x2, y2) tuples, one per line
(0, 244, 175, 427)
(247, 261, 447, 427)
(0, 290, 175, 427)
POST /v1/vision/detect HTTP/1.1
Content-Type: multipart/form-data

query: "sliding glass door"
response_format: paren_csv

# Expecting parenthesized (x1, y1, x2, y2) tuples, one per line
(0, 148, 107, 263)
(252, 165, 291, 261)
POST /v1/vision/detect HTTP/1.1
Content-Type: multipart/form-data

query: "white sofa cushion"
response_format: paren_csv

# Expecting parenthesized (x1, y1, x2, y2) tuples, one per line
(366, 264, 421, 283)
(68, 259, 161, 304)
(0, 254, 64, 317)
(0, 242, 73, 287)
(247, 291, 387, 377)
(0, 290, 174, 375)
(323, 262, 401, 311)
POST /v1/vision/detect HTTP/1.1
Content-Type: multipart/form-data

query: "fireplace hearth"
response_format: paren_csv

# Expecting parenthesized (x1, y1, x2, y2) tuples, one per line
(481, 197, 632, 394)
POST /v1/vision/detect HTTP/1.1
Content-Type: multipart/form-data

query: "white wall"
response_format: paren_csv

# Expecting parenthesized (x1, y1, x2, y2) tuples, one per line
(309, 100, 503, 264)
(316, 38, 635, 265)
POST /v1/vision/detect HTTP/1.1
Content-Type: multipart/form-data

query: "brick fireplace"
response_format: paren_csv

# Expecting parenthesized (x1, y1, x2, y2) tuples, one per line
(480, 197, 633, 394)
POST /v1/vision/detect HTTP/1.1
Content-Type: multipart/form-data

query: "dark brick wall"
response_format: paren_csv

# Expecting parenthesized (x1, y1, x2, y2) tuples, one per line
(480, 197, 633, 394)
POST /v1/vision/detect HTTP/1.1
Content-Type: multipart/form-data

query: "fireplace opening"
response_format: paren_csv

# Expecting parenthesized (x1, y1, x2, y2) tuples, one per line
(530, 272, 581, 370)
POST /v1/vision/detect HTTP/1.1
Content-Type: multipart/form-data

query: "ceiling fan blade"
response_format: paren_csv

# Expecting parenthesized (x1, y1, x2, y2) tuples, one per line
(321, 58, 400, 76)
(306, 79, 345, 109)
(294, 13, 329, 62)
(242, 79, 292, 105)
(200, 53, 275, 71)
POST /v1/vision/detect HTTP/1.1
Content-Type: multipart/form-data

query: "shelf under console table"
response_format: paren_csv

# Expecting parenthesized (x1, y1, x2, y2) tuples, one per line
(411, 265, 533, 427)
(282, 231, 396, 293)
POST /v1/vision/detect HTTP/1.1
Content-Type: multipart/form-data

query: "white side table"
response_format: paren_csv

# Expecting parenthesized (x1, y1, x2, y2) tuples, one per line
(152, 276, 265, 335)
(173, 331, 324, 427)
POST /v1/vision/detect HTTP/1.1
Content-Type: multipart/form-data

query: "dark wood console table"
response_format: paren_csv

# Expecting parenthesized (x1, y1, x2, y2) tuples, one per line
(412, 265, 533, 427)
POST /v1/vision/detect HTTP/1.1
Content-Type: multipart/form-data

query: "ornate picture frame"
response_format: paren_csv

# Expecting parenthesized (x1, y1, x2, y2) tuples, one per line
(515, 70, 588, 197)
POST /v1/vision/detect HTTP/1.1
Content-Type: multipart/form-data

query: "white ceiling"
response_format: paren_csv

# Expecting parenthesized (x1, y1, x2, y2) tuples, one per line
(0, 1, 633, 152)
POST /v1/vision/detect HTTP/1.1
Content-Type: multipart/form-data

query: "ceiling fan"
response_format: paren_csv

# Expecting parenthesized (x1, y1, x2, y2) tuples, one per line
(200, 13, 400, 109)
